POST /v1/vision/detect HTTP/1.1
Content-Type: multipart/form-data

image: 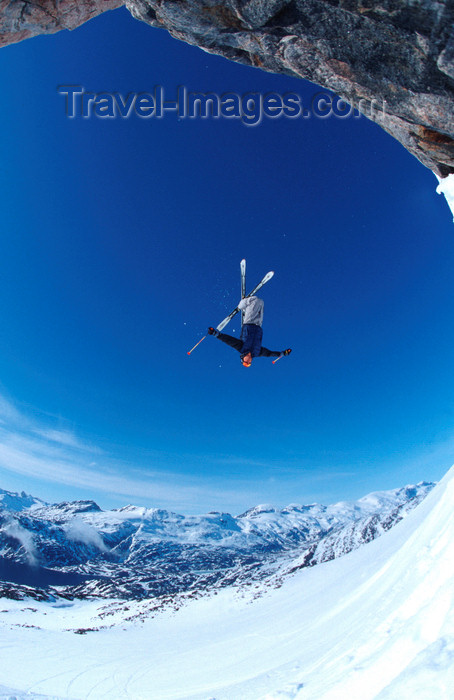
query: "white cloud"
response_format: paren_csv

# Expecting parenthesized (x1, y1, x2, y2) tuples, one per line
(2, 518, 38, 566)
(0, 393, 249, 512)
(64, 518, 108, 552)
(0, 395, 24, 425)
(32, 428, 102, 452)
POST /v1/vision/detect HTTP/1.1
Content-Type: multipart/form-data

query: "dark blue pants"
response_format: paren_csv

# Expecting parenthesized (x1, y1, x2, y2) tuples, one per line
(240, 324, 263, 357)
(217, 325, 282, 358)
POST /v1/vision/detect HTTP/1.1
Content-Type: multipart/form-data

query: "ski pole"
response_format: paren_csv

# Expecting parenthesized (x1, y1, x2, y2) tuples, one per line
(187, 335, 206, 355)
(272, 353, 284, 364)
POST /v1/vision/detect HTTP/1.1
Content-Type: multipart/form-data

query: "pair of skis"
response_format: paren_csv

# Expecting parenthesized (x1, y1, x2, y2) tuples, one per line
(217, 260, 273, 332)
(187, 261, 274, 355)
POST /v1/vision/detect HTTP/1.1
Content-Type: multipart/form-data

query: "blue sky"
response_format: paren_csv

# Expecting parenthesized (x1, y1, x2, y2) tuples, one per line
(0, 7, 453, 513)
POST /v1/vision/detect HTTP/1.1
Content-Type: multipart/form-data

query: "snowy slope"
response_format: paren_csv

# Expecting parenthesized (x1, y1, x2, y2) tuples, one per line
(0, 468, 452, 699)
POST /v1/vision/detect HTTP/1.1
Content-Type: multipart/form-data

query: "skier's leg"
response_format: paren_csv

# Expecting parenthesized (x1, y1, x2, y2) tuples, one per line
(217, 332, 244, 353)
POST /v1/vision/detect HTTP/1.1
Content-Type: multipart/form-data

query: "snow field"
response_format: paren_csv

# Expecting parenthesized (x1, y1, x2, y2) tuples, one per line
(0, 467, 453, 699)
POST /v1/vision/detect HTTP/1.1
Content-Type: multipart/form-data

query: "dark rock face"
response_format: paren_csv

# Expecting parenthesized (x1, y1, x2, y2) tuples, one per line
(0, 0, 123, 48)
(127, 0, 454, 176)
(0, 0, 453, 175)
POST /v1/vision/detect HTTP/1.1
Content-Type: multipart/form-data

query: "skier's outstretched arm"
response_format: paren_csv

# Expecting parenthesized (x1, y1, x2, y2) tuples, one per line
(259, 347, 292, 358)
(259, 346, 282, 358)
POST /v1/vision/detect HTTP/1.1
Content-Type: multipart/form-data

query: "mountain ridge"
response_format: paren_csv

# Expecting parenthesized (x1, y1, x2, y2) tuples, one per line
(0, 480, 434, 603)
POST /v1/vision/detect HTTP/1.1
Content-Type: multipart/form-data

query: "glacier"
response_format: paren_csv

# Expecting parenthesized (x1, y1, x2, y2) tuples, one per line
(0, 469, 452, 699)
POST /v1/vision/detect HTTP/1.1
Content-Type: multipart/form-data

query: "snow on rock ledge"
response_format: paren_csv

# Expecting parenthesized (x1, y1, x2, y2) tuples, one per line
(436, 173, 454, 222)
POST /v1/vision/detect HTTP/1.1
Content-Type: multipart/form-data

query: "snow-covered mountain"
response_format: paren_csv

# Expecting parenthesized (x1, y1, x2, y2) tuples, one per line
(0, 480, 433, 602)
(0, 487, 45, 512)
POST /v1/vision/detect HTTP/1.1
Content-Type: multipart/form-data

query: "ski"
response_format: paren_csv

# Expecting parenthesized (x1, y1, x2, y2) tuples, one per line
(216, 270, 274, 331)
(240, 258, 246, 326)
(240, 259, 246, 299)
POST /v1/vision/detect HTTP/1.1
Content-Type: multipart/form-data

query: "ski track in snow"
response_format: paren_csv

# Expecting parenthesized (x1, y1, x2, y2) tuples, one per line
(0, 468, 453, 699)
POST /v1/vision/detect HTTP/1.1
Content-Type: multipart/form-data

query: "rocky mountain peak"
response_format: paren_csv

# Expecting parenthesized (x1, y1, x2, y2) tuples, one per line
(32, 500, 102, 522)
(0, 488, 45, 512)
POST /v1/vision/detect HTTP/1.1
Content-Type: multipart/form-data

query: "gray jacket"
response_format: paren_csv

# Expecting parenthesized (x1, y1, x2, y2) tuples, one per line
(238, 296, 264, 327)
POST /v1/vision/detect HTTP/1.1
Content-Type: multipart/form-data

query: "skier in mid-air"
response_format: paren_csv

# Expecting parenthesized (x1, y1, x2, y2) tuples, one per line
(208, 295, 292, 368)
